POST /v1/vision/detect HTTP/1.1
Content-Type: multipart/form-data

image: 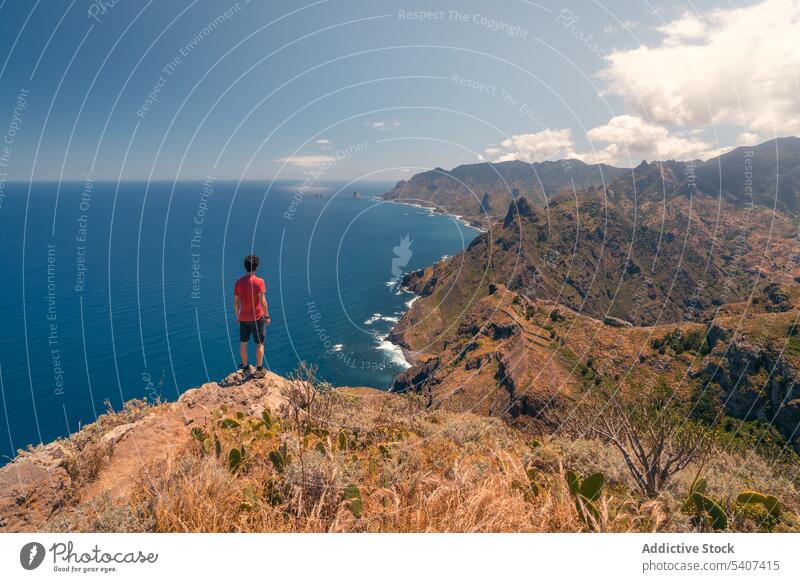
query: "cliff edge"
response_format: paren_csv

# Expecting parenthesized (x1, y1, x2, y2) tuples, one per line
(0, 371, 292, 532)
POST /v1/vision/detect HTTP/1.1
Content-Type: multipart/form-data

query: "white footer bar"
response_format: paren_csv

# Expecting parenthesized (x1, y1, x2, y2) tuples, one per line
(1, 533, 796, 581)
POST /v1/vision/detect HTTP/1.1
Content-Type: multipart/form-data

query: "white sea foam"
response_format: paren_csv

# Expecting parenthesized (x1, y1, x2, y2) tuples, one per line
(364, 313, 400, 325)
(364, 313, 383, 325)
(405, 296, 419, 309)
(331, 344, 343, 352)
(375, 334, 411, 369)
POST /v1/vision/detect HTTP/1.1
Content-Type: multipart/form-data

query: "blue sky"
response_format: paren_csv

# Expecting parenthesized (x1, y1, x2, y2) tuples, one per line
(0, 0, 794, 180)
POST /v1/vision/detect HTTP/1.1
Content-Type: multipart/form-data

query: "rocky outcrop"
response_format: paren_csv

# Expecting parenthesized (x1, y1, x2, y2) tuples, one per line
(693, 334, 800, 449)
(503, 196, 536, 227)
(0, 446, 71, 532)
(391, 358, 440, 396)
(389, 284, 578, 422)
(480, 192, 492, 214)
(603, 316, 633, 328)
(0, 372, 292, 532)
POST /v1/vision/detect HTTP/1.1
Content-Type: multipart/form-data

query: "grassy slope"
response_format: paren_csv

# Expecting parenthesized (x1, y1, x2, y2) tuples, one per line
(0, 370, 788, 533)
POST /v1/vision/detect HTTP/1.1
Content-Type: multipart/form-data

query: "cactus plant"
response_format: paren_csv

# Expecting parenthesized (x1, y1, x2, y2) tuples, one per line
(264, 477, 284, 506)
(343, 484, 363, 517)
(565, 471, 604, 530)
(737, 491, 782, 518)
(220, 417, 240, 429)
(690, 491, 727, 531)
(305, 425, 329, 438)
(682, 477, 727, 531)
(269, 442, 291, 473)
(261, 408, 274, 430)
(525, 467, 540, 497)
(269, 450, 285, 473)
(337, 430, 349, 451)
(682, 477, 708, 511)
(239, 484, 258, 511)
(228, 447, 243, 473)
(689, 477, 707, 495)
(566, 471, 603, 501)
(190, 427, 207, 441)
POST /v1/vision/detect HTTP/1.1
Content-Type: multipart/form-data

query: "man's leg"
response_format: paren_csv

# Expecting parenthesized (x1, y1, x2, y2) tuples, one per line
(239, 320, 252, 369)
(240, 341, 249, 366)
(236, 322, 254, 379)
(251, 318, 267, 378)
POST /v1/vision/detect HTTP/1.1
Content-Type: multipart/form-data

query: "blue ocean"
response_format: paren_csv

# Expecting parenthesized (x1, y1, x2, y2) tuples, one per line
(0, 180, 476, 462)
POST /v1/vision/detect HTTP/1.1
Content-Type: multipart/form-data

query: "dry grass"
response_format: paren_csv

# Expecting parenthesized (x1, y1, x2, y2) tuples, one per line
(54, 389, 794, 533)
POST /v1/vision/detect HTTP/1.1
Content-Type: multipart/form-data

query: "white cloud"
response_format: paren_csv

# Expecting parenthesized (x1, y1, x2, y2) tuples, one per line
(485, 117, 729, 166)
(599, 0, 800, 134)
(580, 115, 722, 165)
(490, 128, 576, 162)
(315, 138, 332, 145)
(371, 120, 400, 130)
(655, 11, 705, 44)
(275, 155, 336, 168)
(735, 132, 761, 146)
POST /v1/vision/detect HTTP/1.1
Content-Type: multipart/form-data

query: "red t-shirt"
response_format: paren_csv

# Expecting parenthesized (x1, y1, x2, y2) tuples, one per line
(234, 274, 267, 321)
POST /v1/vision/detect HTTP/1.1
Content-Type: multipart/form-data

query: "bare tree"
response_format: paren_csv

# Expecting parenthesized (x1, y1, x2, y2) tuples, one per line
(281, 361, 334, 431)
(583, 384, 708, 497)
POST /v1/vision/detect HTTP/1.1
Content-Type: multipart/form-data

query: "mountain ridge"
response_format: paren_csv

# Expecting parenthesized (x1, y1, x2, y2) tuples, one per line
(383, 158, 629, 227)
(384, 136, 800, 224)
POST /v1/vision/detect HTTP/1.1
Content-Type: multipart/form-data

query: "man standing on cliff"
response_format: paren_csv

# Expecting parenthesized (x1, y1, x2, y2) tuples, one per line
(234, 254, 269, 379)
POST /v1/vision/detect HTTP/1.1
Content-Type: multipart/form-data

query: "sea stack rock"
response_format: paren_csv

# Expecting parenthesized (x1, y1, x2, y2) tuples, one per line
(480, 192, 491, 213)
(503, 196, 534, 227)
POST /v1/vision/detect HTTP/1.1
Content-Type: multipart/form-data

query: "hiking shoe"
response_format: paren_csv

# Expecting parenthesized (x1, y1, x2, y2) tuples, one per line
(239, 364, 253, 378)
(252, 367, 266, 379)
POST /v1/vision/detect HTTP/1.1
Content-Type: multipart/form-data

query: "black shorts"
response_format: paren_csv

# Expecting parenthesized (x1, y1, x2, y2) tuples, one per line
(239, 317, 268, 344)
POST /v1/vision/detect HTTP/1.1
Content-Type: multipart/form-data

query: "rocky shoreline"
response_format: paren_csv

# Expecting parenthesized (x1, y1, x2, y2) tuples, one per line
(379, 196, 487, 232)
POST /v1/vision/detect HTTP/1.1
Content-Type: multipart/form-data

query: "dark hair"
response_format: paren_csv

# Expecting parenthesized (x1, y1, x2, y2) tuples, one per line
(244, 255, 259, 272)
